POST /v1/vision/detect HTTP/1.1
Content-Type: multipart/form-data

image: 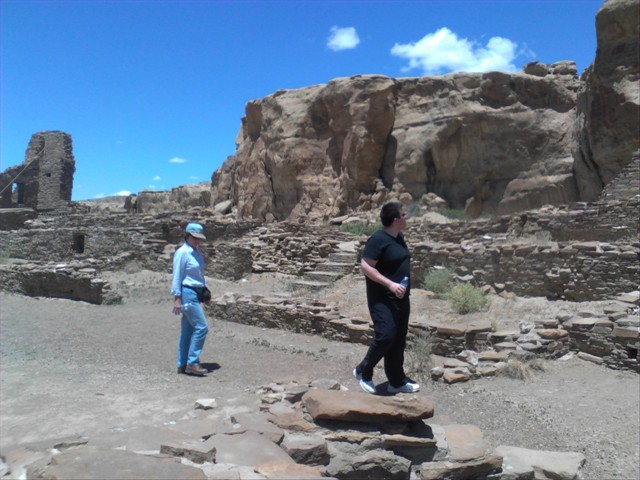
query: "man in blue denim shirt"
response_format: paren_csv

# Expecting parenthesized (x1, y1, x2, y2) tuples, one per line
(171, 223, 209, 376)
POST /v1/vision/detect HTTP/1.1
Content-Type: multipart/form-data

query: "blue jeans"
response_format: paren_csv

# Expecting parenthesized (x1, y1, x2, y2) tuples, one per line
(177, 287, 209, 367)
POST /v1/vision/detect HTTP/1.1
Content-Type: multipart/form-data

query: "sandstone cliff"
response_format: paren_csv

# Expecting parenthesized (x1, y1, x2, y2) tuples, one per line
(574, 0, 640, 200)
(210, 0, 638, 222)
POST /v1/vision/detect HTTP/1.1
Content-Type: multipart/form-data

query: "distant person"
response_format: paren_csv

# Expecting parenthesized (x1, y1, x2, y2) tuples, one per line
(353, 202, 419, 394)
(171, 223, 211, 376)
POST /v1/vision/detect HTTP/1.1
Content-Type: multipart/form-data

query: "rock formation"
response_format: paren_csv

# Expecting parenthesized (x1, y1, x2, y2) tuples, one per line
(574, 0, 640, 201)
(210, 0, 638, 222)
(212, 69, 581, 222)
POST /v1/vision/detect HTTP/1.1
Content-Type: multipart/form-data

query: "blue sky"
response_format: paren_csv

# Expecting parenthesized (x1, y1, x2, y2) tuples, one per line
(1, 0, 604, 200)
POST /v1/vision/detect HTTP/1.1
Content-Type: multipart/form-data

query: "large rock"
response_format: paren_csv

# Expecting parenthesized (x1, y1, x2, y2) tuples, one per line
(212, 70, 581, 221)
(302, 389, 434, 423)
(419, 425, 503, 480)
(574, 0, 640, 200)
(136, 182, 212, 214)
(495, 445, 586, 480)
(205, 431, 294, 467)
(40, 446, 206, 479)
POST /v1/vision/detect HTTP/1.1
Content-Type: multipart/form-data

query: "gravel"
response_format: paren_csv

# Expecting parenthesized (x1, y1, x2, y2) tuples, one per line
(1, 270, 638, 479)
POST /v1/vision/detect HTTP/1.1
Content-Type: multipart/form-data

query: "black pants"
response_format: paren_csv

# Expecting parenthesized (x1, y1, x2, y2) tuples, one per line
(357, 296, 410, 388)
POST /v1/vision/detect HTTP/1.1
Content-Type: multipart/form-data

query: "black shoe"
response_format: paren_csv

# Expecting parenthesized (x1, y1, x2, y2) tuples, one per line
(177, 366, 186, 374)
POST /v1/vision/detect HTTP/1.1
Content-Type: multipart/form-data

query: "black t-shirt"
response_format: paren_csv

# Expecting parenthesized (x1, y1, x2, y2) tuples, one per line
(362, 229, 410, 302)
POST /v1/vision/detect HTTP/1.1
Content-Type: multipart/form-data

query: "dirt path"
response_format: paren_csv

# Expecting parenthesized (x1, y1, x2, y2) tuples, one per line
(1, 271, 638, 479)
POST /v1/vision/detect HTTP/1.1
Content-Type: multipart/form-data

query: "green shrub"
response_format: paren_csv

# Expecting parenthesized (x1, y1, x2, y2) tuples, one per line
(447, 283, 489, 314)
(422, 267, 454, 297)
(339, 222, 380, 236)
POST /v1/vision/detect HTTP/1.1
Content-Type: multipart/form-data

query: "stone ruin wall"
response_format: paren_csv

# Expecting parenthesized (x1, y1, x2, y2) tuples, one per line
(0, 191, 638, 303)
(0, 211, 259, 303)
(0, 131, 75, 212)
(0, 197, 637, 369)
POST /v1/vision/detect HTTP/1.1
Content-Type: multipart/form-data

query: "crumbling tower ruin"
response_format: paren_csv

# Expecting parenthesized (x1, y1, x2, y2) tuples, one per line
(0, 131, 75, 211)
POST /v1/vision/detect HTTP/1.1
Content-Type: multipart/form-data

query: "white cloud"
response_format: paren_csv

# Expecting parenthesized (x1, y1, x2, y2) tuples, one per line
(152, 175, 161, 181)
(113, 190, 131, 196)
(518, 42, 536, 61)
(391, 27, 517, 74)
(148, 185, 157, 190)
(169, 157, 187, 164)
(188, 175, 198, 180)
(327, 26, 360, 51)
(95, 193, 105, 199)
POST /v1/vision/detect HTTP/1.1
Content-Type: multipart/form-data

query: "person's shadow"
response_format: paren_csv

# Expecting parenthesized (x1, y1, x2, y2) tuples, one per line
(377, 382, 396, 396)
(201, 362, 221, 373)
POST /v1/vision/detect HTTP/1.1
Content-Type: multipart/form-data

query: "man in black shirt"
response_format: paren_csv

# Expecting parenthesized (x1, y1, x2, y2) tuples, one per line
(353, 202, 420, 394)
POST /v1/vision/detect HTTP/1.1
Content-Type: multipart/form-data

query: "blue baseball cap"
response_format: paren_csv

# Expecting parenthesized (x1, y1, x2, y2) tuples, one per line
(185, 223, 206, 240)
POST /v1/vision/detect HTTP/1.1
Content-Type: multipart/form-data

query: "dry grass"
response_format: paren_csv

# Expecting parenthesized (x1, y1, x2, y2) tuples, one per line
(497, 358, 547, 381)
(405, 330, 434, 384)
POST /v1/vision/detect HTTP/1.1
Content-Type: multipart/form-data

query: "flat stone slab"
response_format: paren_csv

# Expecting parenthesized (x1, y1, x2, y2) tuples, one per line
(420, 453, 503, 480)
(87, 426, 196, 453)
(478, 350, 509, 362)
(444, 424, 489, 462)
(231, 412, 285, 444)
(302, 389, 434, 423)
(160, 438, 217, 463)
(206, 431, 293, 467)
(496, 445, 586, 480)
(41, 446, 206, 479)
(536, 328, 569, 339)
(256, 460, 326, 479)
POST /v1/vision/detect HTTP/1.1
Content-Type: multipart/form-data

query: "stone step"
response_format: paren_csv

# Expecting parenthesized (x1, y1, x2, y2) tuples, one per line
(328, 252, 355, 263)
(304, 271, 341, 283)
(291, 279, 331, 292)
(315, 261, 354, 273)
(143, 238, 168, 245)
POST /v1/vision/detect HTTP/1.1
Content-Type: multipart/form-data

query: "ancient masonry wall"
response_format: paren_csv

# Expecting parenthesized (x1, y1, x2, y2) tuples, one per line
(206, 291, 638, 375)
(411, 239, 638, 302)
(0, 131, 75, 211)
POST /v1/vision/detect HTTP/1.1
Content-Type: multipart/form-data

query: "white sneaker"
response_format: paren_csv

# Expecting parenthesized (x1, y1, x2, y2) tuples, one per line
(388, 381, 420, 394)
(403, 377, 420, 390)
(359, 378, 377, 395)
(353, 368, 362, 380)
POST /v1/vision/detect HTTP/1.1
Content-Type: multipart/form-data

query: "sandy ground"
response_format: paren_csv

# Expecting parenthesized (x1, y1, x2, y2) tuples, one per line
(1, 270, 638, 479)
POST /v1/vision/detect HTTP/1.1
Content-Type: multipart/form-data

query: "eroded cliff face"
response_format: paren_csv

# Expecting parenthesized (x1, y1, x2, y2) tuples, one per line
(212, 69, 580, 222)
(211, 0, 638, 222)
(574, 0, 640, 201)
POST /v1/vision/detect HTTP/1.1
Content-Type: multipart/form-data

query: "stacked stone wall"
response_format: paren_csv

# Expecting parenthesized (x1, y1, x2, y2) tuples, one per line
(244, 223, 358, 275)
(208, 293, 372, 344)
(0, 212, 260, 273)
(0, 131, 75, 211)
(411, 239, 639, 301)
(0, 260, 121, 304)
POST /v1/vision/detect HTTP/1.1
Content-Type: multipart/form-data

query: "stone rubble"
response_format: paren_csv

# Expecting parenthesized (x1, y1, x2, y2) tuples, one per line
(0, 379, 588, 480)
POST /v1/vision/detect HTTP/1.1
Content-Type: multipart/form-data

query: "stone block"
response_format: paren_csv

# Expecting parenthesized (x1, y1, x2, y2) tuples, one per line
(495, 445, 585, 480)
(255, 460, 325, 479)
(160, 438, 217, 464)
(280, 432, 329, 466)
(420, 453, 503, 480)
(43, 446, 206, 479)
(612, 327, 639, 339)
(206, 431, 294, 467)
(302, 389, 434, 423)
